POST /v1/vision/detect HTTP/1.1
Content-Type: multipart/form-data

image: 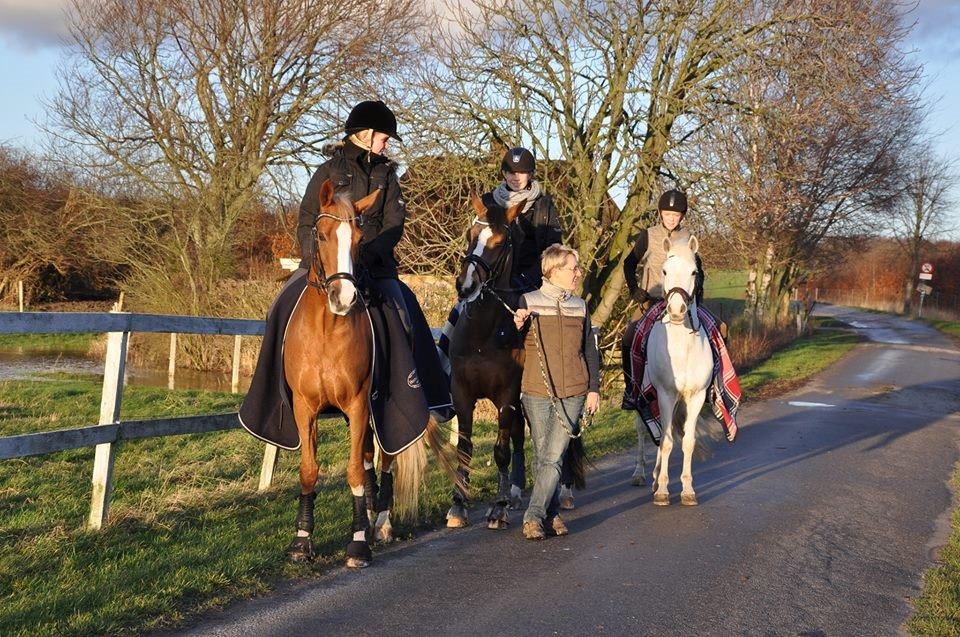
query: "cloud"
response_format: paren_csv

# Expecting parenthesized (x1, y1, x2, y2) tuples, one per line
(0, 0, 70, 50)
(907, 0, 960, 59)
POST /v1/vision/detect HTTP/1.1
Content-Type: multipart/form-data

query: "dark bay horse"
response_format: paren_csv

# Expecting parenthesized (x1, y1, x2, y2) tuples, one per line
(446, 195, 586, 529)
(284, 178, 457, 568)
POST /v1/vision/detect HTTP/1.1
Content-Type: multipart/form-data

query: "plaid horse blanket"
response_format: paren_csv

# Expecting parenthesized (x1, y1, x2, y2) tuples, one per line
(627, 301, 741, 443)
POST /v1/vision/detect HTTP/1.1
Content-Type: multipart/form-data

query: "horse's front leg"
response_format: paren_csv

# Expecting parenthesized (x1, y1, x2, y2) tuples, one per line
(486, 402, 516, 530)
(653, 393, 676, 506)
(508, 397, 526, 509)
(344, 397, 372, 568)
(287, 395, 319, 562)
(680, 390, 708, 506)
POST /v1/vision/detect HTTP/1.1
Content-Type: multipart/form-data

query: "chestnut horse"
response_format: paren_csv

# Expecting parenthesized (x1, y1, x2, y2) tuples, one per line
(284, 179, 456, 568)
(446, 195, 585, 529)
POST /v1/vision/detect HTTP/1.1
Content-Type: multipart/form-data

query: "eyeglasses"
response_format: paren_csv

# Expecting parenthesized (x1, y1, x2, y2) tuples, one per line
(558, 265, 583, 273)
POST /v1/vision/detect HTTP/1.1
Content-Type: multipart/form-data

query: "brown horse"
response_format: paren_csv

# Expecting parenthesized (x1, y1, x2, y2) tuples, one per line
(447, 194, 585, 529)
(283, 178, 456, 568)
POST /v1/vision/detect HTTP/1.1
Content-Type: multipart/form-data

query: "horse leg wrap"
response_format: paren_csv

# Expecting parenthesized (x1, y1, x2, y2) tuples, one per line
(364, 467, 379, 513)
(375, 471, 394, 513)
(510, 450, 526, 490)
(496, 471, 511, 503)
(295, 492, 317, 533)
(352, 495, 370, 533)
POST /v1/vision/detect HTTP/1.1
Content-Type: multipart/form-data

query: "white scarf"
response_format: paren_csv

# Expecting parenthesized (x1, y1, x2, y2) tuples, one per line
(492, 180, 541, 214)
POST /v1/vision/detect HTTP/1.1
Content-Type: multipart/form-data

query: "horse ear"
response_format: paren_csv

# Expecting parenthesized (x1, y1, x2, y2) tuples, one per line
(688, 235, 699, 254)
(319, 179, 336, 208)
(353, 188, 381, 215)
(505, 202, 523, 223)
(662, 237, 671, 253)
(470, 193, 487, 219)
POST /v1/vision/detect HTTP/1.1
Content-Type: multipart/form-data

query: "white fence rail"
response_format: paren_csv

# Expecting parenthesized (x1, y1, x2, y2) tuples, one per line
(0, 311, 290, 530)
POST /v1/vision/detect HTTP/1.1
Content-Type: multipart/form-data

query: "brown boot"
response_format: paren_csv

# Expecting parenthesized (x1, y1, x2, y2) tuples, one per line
(545, 515, 569, 537)
(522, 520, 545, 540)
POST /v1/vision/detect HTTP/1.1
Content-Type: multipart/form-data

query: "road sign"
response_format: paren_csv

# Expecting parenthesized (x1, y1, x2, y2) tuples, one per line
(919, 262, 934, 280)
(917, 282, 933, 295)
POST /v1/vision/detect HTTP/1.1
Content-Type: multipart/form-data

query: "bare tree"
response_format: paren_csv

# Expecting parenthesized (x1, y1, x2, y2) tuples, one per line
(693, 0, 921, 324)
(894, 150, 958, 313)
(404, 0, 813, 330)
(44, 0, 424, 314)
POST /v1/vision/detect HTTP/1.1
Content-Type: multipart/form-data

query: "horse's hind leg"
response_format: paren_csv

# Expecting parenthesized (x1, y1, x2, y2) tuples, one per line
(487, 403, 516, 530)
(446, 389, 474, 528)
(287, 397, 319, 562)
(363, 429, 378, 525)
(344, 398, 373, 568)
(373, 448, 396, 543)
(680, 391, 707, 506)
(631, 415, 647, 486)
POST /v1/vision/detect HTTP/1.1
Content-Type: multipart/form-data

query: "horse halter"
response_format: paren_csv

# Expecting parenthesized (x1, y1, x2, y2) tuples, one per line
(308, 213, 363, 295)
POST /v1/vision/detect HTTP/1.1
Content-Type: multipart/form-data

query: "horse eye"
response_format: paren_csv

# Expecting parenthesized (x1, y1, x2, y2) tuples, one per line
(317, 235, 327, 243)
(691, 270, 697, 276)
(662, 269, 666, 275)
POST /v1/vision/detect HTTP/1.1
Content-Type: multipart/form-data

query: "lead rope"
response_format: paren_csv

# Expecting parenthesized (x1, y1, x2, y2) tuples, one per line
(529, 314, 590, 439)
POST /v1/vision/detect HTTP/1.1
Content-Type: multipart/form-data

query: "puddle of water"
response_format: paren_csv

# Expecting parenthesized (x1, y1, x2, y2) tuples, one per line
(0, 349, 250, 393)
(788, 401, 836, 408)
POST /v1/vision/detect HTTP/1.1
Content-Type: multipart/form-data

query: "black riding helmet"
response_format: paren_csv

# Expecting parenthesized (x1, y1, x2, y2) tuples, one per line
(501, 147, 536, 174)
(658, 189, 688, 213)
(344, 100, 402, 141)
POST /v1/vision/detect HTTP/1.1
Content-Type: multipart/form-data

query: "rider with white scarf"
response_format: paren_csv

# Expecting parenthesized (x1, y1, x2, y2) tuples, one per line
(482, 147, 562, 292)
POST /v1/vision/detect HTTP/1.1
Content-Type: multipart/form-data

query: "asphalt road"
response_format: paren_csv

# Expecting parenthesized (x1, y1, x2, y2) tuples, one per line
(170, 306, 960, 636)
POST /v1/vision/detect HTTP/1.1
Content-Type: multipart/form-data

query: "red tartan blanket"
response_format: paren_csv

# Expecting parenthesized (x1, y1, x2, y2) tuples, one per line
(628, 301, 741, 443)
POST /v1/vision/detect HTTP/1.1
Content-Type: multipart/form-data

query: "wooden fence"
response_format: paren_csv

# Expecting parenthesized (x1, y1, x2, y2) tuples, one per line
(0, 311, 291, 531)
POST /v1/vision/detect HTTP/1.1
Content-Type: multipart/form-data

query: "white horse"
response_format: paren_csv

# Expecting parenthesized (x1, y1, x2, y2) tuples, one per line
(643, 236, 714, 506)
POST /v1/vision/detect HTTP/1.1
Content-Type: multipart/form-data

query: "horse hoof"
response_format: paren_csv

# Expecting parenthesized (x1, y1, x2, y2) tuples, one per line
(653, 493, 670, 506)
(345, 540, 372, 568)
(446, 505, 469, 528)
(375, 524, 394, 543)
(285, 536, 315, 562)
(487, 518, 509, 530)
(559, 495, 575, 510)
(681, 493, 698, 506)
(631, 474, 646, 487)
(508, 496, 523, 510)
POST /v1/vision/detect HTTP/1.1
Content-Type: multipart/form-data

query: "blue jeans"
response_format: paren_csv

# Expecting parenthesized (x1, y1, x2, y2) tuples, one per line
(522, 394, 585, 524)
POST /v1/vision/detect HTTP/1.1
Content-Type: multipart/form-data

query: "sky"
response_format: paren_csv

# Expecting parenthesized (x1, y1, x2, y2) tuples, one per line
(1, 0, 959, 216)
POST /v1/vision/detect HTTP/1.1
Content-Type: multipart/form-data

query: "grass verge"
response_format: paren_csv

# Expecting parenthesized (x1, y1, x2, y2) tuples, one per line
(0, 322, 858, 636)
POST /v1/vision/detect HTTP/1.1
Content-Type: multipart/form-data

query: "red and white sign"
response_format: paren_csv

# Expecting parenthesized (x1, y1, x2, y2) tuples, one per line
(919, 262, 934, 280)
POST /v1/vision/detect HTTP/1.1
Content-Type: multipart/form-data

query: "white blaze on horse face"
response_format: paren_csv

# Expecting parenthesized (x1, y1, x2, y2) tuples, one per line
(333, 221, 356, 310)
(663, 250, 696, 320)
(464, 226, 494, 300)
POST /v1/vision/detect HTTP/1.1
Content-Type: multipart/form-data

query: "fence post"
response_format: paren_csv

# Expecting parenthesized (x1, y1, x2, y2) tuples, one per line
(88, 327, 130, 530)
(168, 333, 177, 390)
(17, 280, 24, 312)
(231, 335, 242, 394)
(258, 444, 279, 492)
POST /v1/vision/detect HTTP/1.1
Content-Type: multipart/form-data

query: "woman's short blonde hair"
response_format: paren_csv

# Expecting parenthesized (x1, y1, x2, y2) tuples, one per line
(541, 243, 579, 279)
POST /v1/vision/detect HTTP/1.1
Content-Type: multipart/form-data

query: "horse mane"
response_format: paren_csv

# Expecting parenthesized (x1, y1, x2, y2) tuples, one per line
(485, 201, 509, 227)
(328, 193, 360, 221)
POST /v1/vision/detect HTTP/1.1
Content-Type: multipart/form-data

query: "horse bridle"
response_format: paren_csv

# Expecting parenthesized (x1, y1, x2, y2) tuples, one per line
(664, 286, 697, 332)
(307, 212, 363, 295)
(461, 217, 514, 307)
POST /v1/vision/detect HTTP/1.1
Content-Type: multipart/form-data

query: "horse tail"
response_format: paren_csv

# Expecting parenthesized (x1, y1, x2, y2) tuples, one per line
(566, 436, 588, 490)
(391, 433, 428, 522)
(391, 415, 468, 521)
